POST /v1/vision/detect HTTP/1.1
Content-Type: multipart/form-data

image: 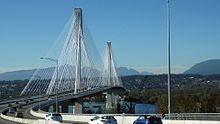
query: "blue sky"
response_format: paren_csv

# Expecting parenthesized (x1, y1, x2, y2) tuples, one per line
(0, 0, 220, 74)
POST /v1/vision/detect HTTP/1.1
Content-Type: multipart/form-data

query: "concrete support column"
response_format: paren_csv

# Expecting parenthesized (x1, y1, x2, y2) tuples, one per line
(105, 92, 113, 109)
(104, 91, 119, 109)
(113, 94, 119, 107)
(61, 101, 70, 113)
(53, 104, 56, 112)
(75, 98, 83, 114)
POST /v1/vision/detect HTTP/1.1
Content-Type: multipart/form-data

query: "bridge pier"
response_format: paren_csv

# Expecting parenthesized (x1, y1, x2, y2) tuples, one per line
(42, 87, 125, 114)
(60, 99, 74, 113)
(103, 91, 120, 112)
(104, 92, 112, 109)
(75, 98, 83, 114)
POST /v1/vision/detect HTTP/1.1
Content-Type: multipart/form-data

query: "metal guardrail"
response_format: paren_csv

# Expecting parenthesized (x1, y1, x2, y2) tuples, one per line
(66, 113, 220, 121)
(165, 113, 220, 121)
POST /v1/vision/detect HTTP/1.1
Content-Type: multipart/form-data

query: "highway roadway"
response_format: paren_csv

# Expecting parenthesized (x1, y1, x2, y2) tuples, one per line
(0, 104, 19, 124)
(0, 118, 18, 124)
(0, 100, 88, 124)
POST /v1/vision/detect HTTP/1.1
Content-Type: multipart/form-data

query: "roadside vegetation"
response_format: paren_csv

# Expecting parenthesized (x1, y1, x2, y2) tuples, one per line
(1, 74, 220, 113)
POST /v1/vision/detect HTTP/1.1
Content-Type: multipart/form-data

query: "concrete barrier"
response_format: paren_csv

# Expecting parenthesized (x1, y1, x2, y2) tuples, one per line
(30, 109, 220, 124)
(31, 109, 91, 122)
(30, 106, 220, 124)
(1, 108, 69, 124)
(1, 113, 70, 124)
(30, 109, 47, 118)
(1, 113, 35, 124)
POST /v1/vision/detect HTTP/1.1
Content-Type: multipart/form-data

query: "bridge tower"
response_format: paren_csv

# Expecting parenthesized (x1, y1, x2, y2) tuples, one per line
(107, 41, 112, 86)
(74, 8, 83, 94)
(104, 41, 121, 110)
(73, 8, 83, 113)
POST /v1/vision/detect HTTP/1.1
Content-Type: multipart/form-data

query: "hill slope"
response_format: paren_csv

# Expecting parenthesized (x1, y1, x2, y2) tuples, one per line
(184, 59, 220, 75)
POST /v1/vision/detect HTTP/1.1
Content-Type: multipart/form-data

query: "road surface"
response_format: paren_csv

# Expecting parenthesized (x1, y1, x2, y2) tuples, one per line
(0, 100, 88, 124)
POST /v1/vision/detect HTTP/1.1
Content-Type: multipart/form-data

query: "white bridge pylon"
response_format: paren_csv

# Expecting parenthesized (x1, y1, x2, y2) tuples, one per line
(21, 8, 122, 96)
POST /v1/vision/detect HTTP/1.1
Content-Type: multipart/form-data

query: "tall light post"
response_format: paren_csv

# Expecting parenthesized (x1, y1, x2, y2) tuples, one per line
(40, 57, 59, 113)
(167, 0, 171, 118)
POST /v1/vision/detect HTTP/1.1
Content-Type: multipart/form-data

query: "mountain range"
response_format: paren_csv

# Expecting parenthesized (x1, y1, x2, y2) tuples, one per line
(1, 59, 220, 81)
(0, 67, 153, 81)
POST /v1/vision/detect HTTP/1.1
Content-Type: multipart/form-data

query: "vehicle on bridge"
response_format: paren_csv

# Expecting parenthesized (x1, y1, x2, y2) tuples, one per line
(45, 113, 62, 122)
(133, 115, 162, 124)
(8, 107, 16, 114)
(15, 112, 23, 118)
(89, 115, 117, 124)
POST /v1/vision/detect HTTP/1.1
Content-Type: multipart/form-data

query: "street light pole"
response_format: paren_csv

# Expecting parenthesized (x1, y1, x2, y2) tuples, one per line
(167, 0, 171, 119)
(40, 57, 59, 113)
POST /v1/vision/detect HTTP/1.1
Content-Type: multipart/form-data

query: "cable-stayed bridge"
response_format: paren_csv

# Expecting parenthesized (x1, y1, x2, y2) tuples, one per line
(20, 8, 124, 97)
(1, 7, 220, 124)
(17, 8, 125, 114)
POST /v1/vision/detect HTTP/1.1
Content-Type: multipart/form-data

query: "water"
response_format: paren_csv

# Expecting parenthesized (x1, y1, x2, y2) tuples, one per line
(49, 102, 158, 114)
